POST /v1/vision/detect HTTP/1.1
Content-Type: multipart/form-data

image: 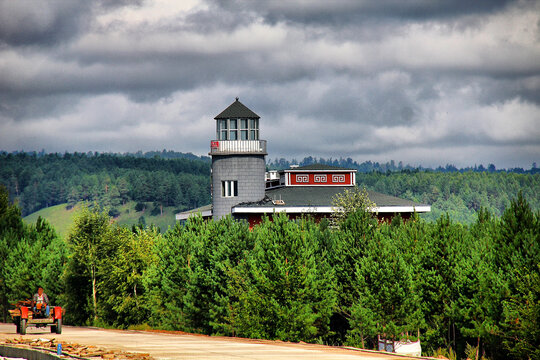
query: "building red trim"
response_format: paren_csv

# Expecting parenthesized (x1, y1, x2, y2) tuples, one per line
(289, 172, 353, 186)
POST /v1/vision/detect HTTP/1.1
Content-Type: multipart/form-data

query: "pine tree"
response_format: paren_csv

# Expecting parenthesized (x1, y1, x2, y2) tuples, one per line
(0, 185, 25, 321)
(330, 208, 378, 344)
(347, 230, 423, 348)
(495, 192, 540, 359)
(228, 214, 336, 342)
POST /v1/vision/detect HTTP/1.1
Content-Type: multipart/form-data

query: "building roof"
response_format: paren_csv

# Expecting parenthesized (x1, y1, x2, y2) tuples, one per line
(176, 204, 212, 220)
(285, 164, 356, 171)
(214, 98, 260, 119)
(176, 187, 430, 220)
(235, 186, 429, 212)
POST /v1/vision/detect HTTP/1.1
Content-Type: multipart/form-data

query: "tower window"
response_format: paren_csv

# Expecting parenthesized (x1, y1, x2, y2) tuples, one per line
(217, 118, 259, 141)
(218, 119, 228, 140)
(230, 119, 238, 140)
(249, 119, 259, 140)
(222, 180, 238, 197)
(240, 119, 249, 140)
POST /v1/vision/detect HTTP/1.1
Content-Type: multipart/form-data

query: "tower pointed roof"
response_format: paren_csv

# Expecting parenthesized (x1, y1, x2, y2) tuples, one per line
(214, 98, 260, 119)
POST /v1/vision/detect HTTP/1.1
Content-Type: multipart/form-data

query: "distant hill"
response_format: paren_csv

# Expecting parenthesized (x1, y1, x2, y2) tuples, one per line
(268, 156, 540, 174)
(23, 201, 178, 237)
(3, 150, 539, 226)
(0, 151, 211, 216)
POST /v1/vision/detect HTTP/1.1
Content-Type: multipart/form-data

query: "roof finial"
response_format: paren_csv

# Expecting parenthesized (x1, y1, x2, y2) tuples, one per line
(235, 97, 239, 101)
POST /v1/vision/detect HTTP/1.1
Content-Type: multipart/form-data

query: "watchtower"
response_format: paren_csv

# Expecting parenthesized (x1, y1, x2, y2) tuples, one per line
(210, 98, 267, 219)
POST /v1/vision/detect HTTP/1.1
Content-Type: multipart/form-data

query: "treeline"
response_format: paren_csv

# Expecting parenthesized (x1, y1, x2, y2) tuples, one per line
(1, 151, 538, 225)
(0, 187, 67, 322)
(357, 171, 540, 223)
(270, 157, 540, 223)
(268, 156, 540, 174)
(7, 149, 210, 162)
(0, 152, 210, 216)
(1, 185, 537, 360)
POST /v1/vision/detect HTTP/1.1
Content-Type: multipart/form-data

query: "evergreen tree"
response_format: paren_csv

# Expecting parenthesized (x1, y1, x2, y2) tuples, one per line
(228, 214, 336, 342)
(330, 208, 378, 344)
(347, 229, 423, 349)
(143, 218, 200, 330)
(495, 192, 540, 359)
(0, 185, 25, 321)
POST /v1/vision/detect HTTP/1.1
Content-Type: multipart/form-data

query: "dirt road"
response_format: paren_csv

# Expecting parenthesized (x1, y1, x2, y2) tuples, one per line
(0, 323, 418, 360)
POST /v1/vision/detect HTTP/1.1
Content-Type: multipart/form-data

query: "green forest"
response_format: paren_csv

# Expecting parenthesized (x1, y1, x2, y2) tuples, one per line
(0, 185, 538, 360)
(0, 152, 211, 217)
(1, 151, 539, 226)
(357, 171, 539, 223)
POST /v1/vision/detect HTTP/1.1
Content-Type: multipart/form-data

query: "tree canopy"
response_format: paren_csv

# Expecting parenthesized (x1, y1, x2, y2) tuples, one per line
(0, 182, 538, 359)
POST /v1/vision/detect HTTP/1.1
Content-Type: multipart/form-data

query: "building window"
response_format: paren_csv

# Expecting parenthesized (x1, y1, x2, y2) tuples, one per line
(230, 119, 238, 140)
(218, 119, 228, 140)
(249, 119, 259, 140)
(240, 119, 249, 140)
(222, 180, 238, 197)
(217, 118, 259, 141)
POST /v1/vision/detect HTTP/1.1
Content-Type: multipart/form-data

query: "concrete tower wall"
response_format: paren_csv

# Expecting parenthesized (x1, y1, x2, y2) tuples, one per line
(212, 154, 266, 219)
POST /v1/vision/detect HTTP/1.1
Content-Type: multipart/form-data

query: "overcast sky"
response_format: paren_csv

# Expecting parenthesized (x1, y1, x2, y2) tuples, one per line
(1, 0, 539, 168)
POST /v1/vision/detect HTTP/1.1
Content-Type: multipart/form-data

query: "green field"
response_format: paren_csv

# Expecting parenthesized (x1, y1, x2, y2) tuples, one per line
(23, 201, 179, 237)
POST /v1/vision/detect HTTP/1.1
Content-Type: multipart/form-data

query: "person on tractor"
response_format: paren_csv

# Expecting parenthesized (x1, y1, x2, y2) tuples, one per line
(32, 286, 50, 318)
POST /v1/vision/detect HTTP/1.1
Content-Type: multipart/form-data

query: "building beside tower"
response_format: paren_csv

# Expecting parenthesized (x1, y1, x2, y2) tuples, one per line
(176, 99, 430, 227)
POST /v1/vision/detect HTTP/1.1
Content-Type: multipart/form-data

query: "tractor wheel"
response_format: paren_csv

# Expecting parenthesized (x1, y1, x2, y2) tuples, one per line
(20, 319, 27, 335)
(55, 318, 62, 334)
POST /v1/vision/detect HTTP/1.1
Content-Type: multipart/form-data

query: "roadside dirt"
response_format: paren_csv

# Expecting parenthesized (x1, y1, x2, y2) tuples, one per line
(1, 337, 153, 359)
(0, 323, 421, 360)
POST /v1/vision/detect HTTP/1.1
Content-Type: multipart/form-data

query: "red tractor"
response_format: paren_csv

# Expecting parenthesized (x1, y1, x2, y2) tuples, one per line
(9, 300, 63, 335)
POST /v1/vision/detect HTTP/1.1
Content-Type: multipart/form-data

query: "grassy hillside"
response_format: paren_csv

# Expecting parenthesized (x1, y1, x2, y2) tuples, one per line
(23, 201, 179, 237)
(114, 201, 178, 232)
(24, 203, 81, 237)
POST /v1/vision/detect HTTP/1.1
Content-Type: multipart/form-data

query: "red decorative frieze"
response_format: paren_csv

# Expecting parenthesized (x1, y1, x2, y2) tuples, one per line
(296, 174, 309, 183)
(314, 175, 327, 183)
(332, 174, 345, 183)
(289, 172, 353, 186)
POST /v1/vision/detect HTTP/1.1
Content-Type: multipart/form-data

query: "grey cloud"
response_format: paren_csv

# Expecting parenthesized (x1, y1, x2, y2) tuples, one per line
(476, 76, 540, 105)
(0, 1, 92, 46)
(0, 0, 538, 169)
(182, 7, 258, 34)
(213, 0, 516, 25)
(246, 75, 425, 128)
(0, 0, 144, 47)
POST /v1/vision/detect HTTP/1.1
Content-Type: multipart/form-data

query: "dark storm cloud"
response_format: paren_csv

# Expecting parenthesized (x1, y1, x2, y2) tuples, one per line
(0, 0, 538, 168)
(0, 0, 141, 47)
(0, 1, 91, 46)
